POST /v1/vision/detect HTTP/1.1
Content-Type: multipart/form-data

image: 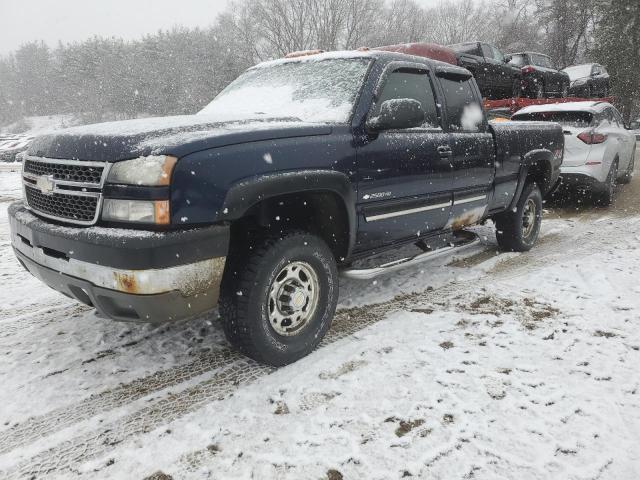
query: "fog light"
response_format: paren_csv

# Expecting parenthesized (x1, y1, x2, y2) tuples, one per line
(102, 199, 170, 224)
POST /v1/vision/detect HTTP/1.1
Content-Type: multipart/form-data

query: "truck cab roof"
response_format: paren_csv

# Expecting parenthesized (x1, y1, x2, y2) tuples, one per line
(254, 49, 469, 76)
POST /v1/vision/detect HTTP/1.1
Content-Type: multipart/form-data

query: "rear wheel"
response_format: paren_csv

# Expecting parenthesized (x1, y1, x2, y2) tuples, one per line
(619, 147, 635, 184)
(561, 83, 569, 98)
(494, 182, 543, 252)
(594, 160, 618, 206)
(219, 230, 338, 366)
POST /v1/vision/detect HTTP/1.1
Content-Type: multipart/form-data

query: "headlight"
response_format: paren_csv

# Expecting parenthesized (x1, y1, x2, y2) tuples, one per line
(572, 78, 587, 86)
(102, 199, 170, 224)
(107, 155, 177, 186)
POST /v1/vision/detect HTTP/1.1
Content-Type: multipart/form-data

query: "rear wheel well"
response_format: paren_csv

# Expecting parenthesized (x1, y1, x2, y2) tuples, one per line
(229, 191, 350, 262)
(526, 161, 552, 194)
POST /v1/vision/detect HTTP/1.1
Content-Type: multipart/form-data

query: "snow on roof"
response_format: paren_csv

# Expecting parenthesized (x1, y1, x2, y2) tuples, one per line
(252, 50, 373, 70)
(516, 101, 610, 115)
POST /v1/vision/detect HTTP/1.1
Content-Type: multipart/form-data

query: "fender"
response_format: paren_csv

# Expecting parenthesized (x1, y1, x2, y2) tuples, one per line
(221, 169, 357, 256)
(522, 148, 554, 169)
(508, 149, 553, 210)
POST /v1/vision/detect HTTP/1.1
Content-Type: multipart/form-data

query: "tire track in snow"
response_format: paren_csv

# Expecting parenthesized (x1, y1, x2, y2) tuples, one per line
(0, 348, 238, 455)
(0, 282, 469, 479)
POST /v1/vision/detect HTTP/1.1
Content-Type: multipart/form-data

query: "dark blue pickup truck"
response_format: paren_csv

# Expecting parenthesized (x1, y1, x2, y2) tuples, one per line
(9, 49, 563, 365)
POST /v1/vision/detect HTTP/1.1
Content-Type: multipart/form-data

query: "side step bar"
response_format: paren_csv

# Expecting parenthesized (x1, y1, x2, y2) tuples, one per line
(341, 231, 480, 280)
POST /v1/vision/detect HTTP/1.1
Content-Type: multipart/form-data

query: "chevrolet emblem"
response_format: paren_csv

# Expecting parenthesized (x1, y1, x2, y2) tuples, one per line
(36, 175, 55, 195)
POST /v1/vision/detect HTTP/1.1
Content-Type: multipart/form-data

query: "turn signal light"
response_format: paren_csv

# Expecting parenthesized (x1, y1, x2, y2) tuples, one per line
(577, 131, 607, 144)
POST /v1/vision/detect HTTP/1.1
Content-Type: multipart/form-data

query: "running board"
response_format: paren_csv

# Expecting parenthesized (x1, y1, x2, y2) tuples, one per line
(341, 232, 480, 280)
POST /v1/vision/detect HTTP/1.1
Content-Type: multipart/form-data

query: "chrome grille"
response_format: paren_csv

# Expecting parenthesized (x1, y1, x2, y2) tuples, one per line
(24, 159, 103, 184)
(25, 185, 99, 223)
(22, 156, 110, 226)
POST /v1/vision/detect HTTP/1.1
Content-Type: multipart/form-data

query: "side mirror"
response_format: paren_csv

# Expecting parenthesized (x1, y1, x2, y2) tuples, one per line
(504, 54, 512, 63)
(367, 98, 424, 131)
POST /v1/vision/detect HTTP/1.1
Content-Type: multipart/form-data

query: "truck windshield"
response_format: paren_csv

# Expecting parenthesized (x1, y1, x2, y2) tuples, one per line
(199, 58, 371, 124)
(563, 64, 593, 81)
(513, 111, 594, 127)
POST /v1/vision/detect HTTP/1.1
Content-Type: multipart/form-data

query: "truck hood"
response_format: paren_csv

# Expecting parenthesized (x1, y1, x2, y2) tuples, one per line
(27, 115, 333, 162)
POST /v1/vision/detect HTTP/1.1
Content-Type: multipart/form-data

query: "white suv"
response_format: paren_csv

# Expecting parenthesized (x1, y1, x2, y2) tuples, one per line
(513, 101, 636, 205)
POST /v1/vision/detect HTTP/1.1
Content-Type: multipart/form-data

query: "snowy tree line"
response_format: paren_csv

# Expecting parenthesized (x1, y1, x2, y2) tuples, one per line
(0, 0, 638, 128)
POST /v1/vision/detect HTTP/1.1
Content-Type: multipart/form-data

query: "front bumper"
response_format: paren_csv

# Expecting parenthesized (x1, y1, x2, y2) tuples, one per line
(9, 202, 229, 322)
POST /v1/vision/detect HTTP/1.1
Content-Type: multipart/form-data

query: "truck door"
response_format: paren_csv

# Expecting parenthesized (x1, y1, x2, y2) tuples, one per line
(437, 72, 495, 230)
(355, 65, 452, 252)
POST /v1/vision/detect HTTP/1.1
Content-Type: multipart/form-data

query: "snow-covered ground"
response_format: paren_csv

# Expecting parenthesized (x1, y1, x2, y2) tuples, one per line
(0, 115, 81, 136)
(1, 156, 639, 479)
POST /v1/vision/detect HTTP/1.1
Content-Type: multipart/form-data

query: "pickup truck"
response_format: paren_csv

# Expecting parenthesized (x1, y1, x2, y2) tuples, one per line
(9, 49, 564, 365)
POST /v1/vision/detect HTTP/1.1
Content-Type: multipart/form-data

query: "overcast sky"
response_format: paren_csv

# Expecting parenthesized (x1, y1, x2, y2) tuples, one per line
(1, 0, 442, 55)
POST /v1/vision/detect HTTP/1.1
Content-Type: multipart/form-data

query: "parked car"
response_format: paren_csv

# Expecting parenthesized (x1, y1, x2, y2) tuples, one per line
(9, 50, 564, 365)
(562, 63, 610, 97)
(448, 42, 522, 99)
(507, 52, 570, 98)
(512, 101, 636, 205)
(0, 135, 33, 162)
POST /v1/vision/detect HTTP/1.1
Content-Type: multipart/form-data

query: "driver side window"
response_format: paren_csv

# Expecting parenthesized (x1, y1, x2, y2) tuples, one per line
(491, 45, 504, 62)
(372, 70, 440, 129)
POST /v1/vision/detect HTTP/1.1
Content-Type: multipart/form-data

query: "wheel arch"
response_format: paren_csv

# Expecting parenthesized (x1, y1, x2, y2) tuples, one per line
(222, 170, 356, 261)
(523, 149, 554, 193)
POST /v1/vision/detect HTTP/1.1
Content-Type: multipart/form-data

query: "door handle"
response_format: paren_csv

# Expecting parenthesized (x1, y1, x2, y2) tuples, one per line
(437, 145, 453, 159)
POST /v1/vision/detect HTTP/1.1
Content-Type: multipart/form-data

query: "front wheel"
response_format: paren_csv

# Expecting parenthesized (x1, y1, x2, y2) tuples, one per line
(494, 182, 543, 252)
(219, 230, 338, 366)
(512, 79, 522, 98)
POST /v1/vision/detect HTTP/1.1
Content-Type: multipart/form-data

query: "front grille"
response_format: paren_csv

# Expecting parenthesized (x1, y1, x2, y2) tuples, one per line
(25, 185, 99, 223)
(22, 156, 108, 225)
(24, 159, 104, 184)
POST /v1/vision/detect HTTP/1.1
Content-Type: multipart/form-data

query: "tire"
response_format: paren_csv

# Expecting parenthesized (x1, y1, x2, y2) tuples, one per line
(594, 160, 618, 206)
(512, 79, 522, 98)
(619, 147, 635, 184)
(494, 182, 543, 252)
(561, 83, 569, 98)
(219, 230, 338, 366)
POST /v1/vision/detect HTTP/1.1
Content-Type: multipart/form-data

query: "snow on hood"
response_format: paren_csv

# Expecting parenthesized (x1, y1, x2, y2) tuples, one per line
(27, 116, 332, 162)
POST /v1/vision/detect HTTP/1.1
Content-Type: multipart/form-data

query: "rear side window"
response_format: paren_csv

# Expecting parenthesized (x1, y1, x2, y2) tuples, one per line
(490, 45, 504, 62)
(532, 54, 552, 68)
(373, 70, 440, 128)
(512, 111, 593, 127)
(439, 77, 483, 131)
(611, 108, 624, 127)
(509, 54, 527, 67)
(450, 43, 480, 56)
